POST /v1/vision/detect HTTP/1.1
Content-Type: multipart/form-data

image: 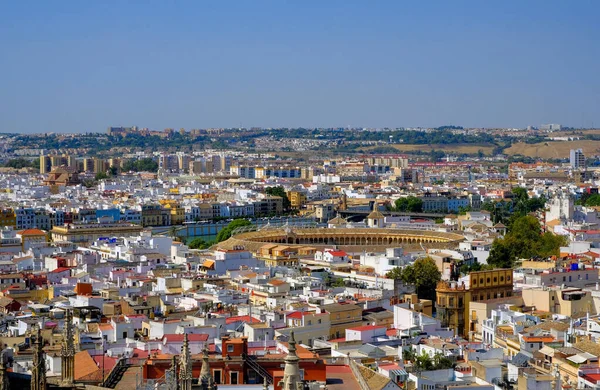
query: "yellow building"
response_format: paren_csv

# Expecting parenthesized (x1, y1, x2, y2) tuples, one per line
(1, 286, 49, 302)
(521, 286, 593, 316)
(40, 154, 50, 174)
(322, 302, 364, 339)
(436, 269, 514, 338)
(162, 202, 185, 226)
(255, 244, 300, 267)
(287, 191, 307, 209)
(0, 209, 16, 227)
(83, 158, 94, 172)
(94, 158, 106, 174)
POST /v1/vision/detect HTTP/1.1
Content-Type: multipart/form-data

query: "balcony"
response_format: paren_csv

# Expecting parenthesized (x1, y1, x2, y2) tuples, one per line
(531, 359, 552, 373)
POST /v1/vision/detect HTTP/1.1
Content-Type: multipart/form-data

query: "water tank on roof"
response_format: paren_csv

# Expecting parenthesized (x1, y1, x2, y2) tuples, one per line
(571, 263, 579, 271)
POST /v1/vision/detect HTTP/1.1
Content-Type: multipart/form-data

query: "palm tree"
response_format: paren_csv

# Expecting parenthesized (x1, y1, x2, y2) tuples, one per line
(168, 226, 179, 240)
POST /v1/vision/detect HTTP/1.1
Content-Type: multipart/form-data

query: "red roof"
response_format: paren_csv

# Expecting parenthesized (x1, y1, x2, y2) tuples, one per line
(326, 250, 347, 257)
(50, 267, 71, 274)
(162, 334, 209, 342)
(225, 315, 261, 325)
(346, 325, 385, 332)
(287, 311, 302, 319)
(92, 355, 118, 372)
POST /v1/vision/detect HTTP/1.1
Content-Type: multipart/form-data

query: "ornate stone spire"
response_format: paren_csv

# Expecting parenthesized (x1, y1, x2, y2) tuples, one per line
(30, 325, 46, 390)
(178, 334, 193, 390)
(166, 355, 179, 390)
(199, 345, 217, 390)
(61, 309, 75, 386)
(279, 331, 303, 390)
(0, 349, 10, 390)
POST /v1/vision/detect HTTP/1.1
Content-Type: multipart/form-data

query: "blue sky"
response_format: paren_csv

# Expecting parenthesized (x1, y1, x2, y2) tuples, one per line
(1, 1, 599, 133)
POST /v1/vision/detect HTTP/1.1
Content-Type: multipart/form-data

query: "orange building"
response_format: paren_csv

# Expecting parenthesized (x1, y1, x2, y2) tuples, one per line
(142, 336, 326, 386)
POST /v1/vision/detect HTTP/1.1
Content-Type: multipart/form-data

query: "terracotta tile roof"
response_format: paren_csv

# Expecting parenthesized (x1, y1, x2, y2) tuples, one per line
(162, 334, 209, 342)
(225, 315, 261, 324)
(355, 363, 392, 390)
(74, 350, 102, 381)
(325, 365, 361, 390)
(522, 336, 554, 343)
(267, 279, 287, 286)
(16, 229, 46, 236)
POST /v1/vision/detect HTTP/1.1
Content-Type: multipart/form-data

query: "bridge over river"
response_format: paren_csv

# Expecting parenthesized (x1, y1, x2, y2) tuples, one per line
(150, 217, 322, 242)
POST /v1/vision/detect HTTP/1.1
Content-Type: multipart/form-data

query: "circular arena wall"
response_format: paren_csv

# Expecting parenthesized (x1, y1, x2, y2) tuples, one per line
(217, 227, 465, 253)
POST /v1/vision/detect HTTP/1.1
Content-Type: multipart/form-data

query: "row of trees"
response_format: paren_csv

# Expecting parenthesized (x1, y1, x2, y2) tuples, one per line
(122, 158, 159, 172)
(1, 158, 39, 169)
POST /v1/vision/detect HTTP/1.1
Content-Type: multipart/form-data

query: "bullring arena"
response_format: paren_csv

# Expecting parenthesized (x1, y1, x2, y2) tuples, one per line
(217, 226, 465, 253)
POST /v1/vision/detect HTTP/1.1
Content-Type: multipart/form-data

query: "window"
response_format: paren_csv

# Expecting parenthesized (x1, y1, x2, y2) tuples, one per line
(318, 319, 322, 324)
(480, 278, 484, 284)
(493, 277, 497, 282)
(487, 278, 491, 283)
(530, 344, 534, 348)
(227, 344, 234, 353)
(308, 320, 312, 325)
(500, 276, 504, 282)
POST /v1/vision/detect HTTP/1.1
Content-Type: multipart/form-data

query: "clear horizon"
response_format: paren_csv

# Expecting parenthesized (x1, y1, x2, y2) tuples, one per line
(1, 1, 599, 133)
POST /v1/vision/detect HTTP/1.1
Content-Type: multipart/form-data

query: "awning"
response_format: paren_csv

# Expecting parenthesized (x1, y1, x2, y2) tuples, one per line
(567, 352, 596, 364)
(202, 259, 215, 269)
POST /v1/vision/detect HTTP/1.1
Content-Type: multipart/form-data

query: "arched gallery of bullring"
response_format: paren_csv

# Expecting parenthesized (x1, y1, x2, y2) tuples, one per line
(219, 226, 465, 253)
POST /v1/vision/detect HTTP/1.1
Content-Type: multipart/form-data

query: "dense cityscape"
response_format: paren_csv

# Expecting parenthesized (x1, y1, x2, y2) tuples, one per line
(1, 123, 600, 390)
(2, 1, 600, 390)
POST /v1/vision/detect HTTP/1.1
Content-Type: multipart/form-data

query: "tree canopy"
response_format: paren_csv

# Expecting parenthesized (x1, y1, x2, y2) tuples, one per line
(402, 349, 454, 372)
(2, 158, 39, 169)
(579, 193, 600, 207)
(386, 257, 441, 301)
(481, 187, 546, 227)
(394, 196, 423, 212)
(188, 237, 213, 250)
(215, 219, 253, 242)
(122, 158, 159, 172)
(265, 186, 291, 210)
(487, 215, 567, 268)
